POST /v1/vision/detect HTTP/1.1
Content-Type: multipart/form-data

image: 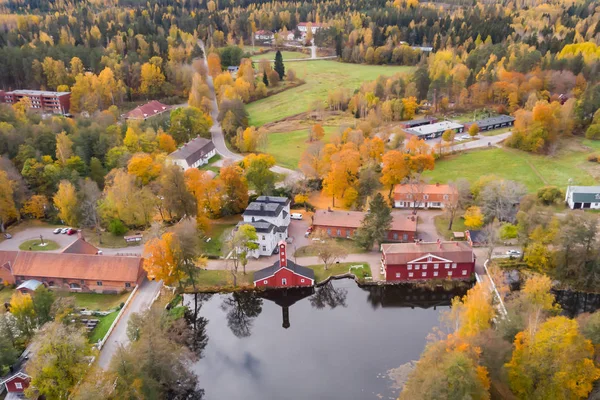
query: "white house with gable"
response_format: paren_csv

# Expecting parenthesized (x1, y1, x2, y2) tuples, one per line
(238, 196, 291, 257)
(565, 185, 600, 210)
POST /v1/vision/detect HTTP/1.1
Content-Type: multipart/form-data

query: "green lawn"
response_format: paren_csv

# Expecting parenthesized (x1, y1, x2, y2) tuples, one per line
(246, 60, 415, 126)
(88, 311, 119, 343)
(251, 51, 309, 61)
(83, 230, 137, 248)
(308, 262, 369, 283)
(0, 287, 14, 304)
(199, 222, 238, 257)
(434, 215, 468, 240)
(19, 239, 60, 251)
(265, 126, 337, 169)
(295, 238, 367, 257)
(195, 270, 254, 290)
(424, 146, 599, 193)
(58, 292, 130, 311)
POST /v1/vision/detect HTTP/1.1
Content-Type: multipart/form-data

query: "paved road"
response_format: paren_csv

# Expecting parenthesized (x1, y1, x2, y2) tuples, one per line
(96, 278, 162, 370)
(197, 41, 303, 184)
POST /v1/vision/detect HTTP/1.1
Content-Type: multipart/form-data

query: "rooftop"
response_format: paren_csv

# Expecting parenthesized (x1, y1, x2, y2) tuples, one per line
(381, 241, 474, 265)
(567, 185, 600, 193)
(255, 196, 290, 205)
(124, 100, 171, 120)
(312, 210, 417, 232)
(237, 220, 276, 234)
(16, 279, 43, 292)
(394, 183, 456, 195)
(61, 237, 100, 255)
(405, 121, 463, 136)
(244, 201, 284, 217)
(401, 117, 436, 127)
(253, 258, 315, 282)
(168, 137, 215, 165)
(470, 115, 515, 127)
(7, 89, 70, 96)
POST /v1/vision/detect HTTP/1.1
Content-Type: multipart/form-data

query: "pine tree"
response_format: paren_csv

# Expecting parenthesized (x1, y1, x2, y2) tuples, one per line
(274, 50, 285, 80)
(262, 72, 269, 87)
(355, 193, 393, 250)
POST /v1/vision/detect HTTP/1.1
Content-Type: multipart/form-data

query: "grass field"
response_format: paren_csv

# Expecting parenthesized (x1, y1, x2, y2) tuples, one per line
(195, 270, 254, 290)
(199, 220, 240, 257)
(265, 126, 337, 169)
(308, 262, 369, 283)
(295, 238, 367, 257)
(251, 51, 309, 61)
(88, 311, 119, 343)
(434, 215, 468, 240)
(19, 239, 60, 251)
(247, 61, 415, 126)
(58, 292, 129, 311)
(424, 145, 599, 192)
(84, 230, 135, 248)
(0, 287, 14, 303)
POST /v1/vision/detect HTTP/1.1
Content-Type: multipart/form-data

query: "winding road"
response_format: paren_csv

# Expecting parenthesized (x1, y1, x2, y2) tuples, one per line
(198, 41, 303, 184)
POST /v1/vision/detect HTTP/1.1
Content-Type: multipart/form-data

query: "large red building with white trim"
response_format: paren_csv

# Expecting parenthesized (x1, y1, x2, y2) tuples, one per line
(381, 241, 475, 282)
(253, 242, 315, 288)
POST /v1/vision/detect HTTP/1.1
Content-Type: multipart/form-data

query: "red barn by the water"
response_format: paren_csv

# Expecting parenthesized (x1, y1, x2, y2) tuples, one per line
(1, 372, 30, 397)
(381, 241, 475, 282)
(253, 242, 315, 288)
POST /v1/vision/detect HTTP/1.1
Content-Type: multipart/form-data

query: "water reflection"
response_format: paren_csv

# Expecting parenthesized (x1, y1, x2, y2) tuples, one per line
(185, 281, 470, 400)
(553, 289, 600, 317)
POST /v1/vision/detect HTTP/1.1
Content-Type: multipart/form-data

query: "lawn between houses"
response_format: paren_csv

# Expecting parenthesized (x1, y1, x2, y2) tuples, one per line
(295, 238, 367, 258)
(250, 50, 310, 61)
(88, 310, 119, 343)
(246, 60, 415, 126)
(264, 126, 337, 169)
(307, 262, 371, 283)
(424, 142, 600, 193)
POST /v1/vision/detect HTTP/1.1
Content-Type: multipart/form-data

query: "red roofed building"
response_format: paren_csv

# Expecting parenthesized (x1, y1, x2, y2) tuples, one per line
(393, 183, 457, 209)
(253, 242, 315, 288)
(123, 100, 171, 120)
(1, 372, 30, 398)
(312, 209, 417, 242)
(381, 241, 475, 282)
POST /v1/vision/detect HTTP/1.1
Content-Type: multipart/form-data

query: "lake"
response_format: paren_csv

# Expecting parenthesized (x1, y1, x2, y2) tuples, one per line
(184, 280, 470, 400)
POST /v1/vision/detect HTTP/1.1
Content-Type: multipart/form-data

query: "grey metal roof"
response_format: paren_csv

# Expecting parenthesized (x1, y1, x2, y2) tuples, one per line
(402, 117, 436, 128)
(243, 201, 284, 217)
(253, 259, 315, 281)
(472, 115, 515, 128)
(255, 196, 290, 206)
(16, 279, 43, 291)
(405, 121, 463, 136)
(168, 137, 215, 166)
(237, 220, 275, 233)
(569, 186, 600, 203)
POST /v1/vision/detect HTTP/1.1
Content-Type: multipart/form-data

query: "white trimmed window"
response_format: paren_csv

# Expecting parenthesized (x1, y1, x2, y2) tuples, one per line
(423, 265, 427, 270)
(434, 263, 439, 269)
(448, 271, 453, 276)
(445, 263, 450, 269)
(407, 265, 412, 270)
(282, 278, 287, 285)
(421, 272, 426, 277)
(462, 270, 467, 276)
(395, 273, 401, 278)
(452, 263, 457, 269)
(415, 265, 420, 270)
(408, 272, 414, 278)
(15, 382, 22, 389)
(301, 279, 305, 283)
(434, 271, 439, 277)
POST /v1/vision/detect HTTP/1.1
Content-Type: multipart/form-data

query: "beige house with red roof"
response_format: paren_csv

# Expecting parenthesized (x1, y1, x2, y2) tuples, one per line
(393, 183, 457, 209)
(312, 209, 417, 242)
(0, 237, 145, 293)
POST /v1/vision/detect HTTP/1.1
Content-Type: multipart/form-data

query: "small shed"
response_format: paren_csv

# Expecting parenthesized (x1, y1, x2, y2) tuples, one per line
(16, 279, 43, 294)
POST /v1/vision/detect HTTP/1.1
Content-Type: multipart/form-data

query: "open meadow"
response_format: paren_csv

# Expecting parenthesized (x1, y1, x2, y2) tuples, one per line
(264, 126, 337, 169)
(250, 51, 310, 61)
(424, 140, 600, 192)
(246, 60, 415, 126)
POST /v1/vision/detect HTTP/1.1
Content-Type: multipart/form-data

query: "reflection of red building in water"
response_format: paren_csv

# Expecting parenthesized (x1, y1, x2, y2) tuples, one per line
(260, 287, 314, 329)
(253, 242, 315, 288)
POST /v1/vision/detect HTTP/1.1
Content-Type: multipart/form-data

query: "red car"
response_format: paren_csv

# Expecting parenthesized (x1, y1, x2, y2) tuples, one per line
(304, 226, 313, 237)
(66, 228, 78, 235)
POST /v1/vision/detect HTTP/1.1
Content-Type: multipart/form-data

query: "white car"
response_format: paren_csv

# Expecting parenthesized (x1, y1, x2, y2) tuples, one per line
(53, 228, 62, 234)
(61, 227, 70, 234)
(458, 134, 471, 140)
(290, 213, 303, 220)
(506, 250, 521, 257)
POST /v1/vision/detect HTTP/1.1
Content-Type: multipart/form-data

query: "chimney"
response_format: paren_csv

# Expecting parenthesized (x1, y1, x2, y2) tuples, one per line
(260, 204, 265, 211)
(436, 182, 440, 187)
(279, 241, 287, 268)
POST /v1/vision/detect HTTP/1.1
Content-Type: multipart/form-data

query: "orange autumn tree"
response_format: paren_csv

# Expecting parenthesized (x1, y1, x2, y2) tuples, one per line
(127, 153, 162, 185)
(184, 168, 223, 221)
(157, 132, 177, 153)
(22, 195, 49, 219)
(380, 150, 409, 201)
(322, 145, 361, 207)
(143, 232, 183, 286)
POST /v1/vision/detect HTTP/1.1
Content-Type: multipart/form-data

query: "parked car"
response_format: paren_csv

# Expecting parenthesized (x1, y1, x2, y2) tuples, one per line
(3, 233, 12, 239)
(61, 227, 70, 234)
(290, 213, 303, 220)
(304, 226, 313, 237)
(53, 227, 63, 234)
(458, 134, 471, 140)
(506, 250, 521, 258)
(66, 228, 78, 235)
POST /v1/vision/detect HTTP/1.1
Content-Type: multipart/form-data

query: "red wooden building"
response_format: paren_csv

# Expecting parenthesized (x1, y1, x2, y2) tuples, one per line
(253, 242, 315, 288)
(381, 241, 475, 282)
(1, 372, 30, 398)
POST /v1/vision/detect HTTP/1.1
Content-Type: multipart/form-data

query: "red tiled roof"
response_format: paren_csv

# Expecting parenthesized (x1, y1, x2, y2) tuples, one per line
(61, 237, 99, 255)
(394, 183, 456, 196)
(313, 210, 417, 232)
(124, 100, 171, 120)
(381, 241, 474, 265)
(0, 250, 18, 270)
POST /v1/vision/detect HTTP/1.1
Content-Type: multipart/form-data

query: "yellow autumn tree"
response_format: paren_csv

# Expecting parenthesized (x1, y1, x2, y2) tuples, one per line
(127, 153, 162, 185)
(0, 170, 18, 231)
(464, 206, 484, 229)
(55, 131, 74, 164)
(53, 180, 79, 226)
(157, 132, 177, 153)
(143, 232, 184, 286)
(22, 195, 49, 219)
(447, 283, 495, 338)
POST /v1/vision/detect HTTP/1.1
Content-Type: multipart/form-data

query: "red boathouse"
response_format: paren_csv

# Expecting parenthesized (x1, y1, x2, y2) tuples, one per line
(381, 241, 475, 282)
(253, 242, 315, 288)
(1, 372, 30, 397)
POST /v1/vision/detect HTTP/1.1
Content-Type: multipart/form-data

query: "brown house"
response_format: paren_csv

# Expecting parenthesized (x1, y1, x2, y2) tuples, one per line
(312, 210, 417, 242)
(0, 237, 145, 293)
(393, 183, 457, 209)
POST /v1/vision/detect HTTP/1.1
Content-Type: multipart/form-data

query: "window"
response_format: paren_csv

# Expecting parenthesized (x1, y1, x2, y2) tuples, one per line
(301, 279, 305, 283)
(452, 263, 457, 269)
(262, 235, 265, 240)
(337, 229, 341, 237)
(434, 263, 439, 269)
(97, 281, 103, 286)
(80, 280, 85, 285)
(125, 283, 131, 288)
(422, 272, 427, 277)
(445, 263, 450, 269)
(393, 233, 398, 240)
(423, 265, 427, 270)
(264, 280, 268, 284)
(282, 278, 287, 285)
(423, 194, 429, 200)
(15, 382, 22, 389)
(408, 272, 414, 278)
(395, 273, 401, 278)
(443, 194, 449, 200)
(407, 194, 413, 199)
(403, 234, 408, 241)
(462, 270, 468, 276)
(415, 265, 420, 270)
(448, 271, 453, 276)
(407, 265, 412, 270)
(262, 246, 266, 251)
(327, 228, 331, 235)
(433, 271, 439, 277)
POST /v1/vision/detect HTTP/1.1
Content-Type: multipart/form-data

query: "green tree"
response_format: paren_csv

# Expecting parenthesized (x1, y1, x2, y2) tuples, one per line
(262, 71, 269, 87)
(243, 154, 276, 196)
(168, 107, 212, 144)
(10, 292, 36, 338)
(0, 315, 19, 371)
(232, 224, 259, 275)
(32, 285, 55, 326)
(355, 193, 393, 250)
(26, 322, 92, 400)
(274, 50, 285, 80)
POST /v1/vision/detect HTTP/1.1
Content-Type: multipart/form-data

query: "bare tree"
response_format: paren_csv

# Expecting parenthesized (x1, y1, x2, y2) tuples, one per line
(479, 180, 526, 222)
(313, 230, 348, 271)
(408, 177, 427, 214)
(445, 179, 471, 230)
(481, 220, 500, 261)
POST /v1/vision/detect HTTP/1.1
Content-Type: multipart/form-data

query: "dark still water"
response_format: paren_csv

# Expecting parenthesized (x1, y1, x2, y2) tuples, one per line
(183, 281, 470, 400)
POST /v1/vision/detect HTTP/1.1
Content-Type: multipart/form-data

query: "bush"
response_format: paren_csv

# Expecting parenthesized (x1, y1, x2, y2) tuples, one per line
(499, 223, 518, 240)
(108, 219, 128, 236)
(587, 154, 599, 163)
(536, 186, 564, 205)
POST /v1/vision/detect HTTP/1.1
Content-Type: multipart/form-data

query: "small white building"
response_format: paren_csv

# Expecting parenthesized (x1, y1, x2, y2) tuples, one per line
(167, 137, 216, 170)
(297, 22, 324, 34)
(239, 196, 291, 257)
(254, 30, 274, 41)
(404, 121, 464, 140)
(565, 186, 600, 210)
